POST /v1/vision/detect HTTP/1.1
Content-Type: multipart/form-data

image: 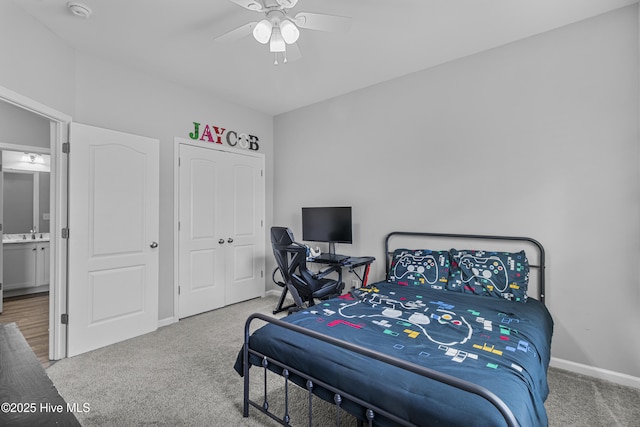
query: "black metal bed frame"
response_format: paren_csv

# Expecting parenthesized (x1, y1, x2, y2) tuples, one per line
(241, 231, 547, 427)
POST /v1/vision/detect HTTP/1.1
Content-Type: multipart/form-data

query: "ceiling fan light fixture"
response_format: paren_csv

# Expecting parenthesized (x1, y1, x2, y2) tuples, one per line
(269, 27, 286, 53)
(253, 19, 273, 44)
(280, 19, 299, 44)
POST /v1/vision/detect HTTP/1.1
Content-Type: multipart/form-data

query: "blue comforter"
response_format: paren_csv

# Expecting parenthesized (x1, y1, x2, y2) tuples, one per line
(236, 281, 553, 426)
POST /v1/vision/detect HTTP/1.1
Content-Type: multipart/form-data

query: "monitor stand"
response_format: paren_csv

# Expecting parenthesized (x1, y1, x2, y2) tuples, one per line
(316, 242, 348, 263)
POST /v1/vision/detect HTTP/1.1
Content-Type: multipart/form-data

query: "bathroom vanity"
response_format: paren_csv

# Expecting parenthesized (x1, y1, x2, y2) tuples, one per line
(3, 233, 50, 297)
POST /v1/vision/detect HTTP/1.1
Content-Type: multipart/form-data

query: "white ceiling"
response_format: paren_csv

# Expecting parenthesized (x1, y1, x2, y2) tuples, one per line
(11, 0, 638, 116)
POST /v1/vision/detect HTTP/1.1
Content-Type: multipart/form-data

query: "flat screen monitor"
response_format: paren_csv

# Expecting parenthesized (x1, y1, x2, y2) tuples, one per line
(302, 207, 352, 255)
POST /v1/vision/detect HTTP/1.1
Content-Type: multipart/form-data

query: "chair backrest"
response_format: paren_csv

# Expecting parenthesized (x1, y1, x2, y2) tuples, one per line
(270, 227, 316, 295)
(270, 226, 295, 247)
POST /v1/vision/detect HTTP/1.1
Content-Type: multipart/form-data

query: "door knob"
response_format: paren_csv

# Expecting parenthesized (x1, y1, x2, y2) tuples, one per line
(150, 242, 158, 248)
(219, 239, 225, 244)
(227, 238, 234, 243)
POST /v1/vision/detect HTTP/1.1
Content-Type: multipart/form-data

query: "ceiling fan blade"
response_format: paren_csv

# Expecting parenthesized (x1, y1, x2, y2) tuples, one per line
(276, 0, 299, 8)
(293, 12, 351, 33)
(228, 0, 264, 12)
(215, 22, 257, 43)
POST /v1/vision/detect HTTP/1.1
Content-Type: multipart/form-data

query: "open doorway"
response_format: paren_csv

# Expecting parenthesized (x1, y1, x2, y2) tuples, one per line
(0, 143, 51, 366)
(0, 85, 71, 362)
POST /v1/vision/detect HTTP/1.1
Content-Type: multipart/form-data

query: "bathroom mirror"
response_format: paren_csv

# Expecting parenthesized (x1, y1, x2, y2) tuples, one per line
(2, 150, 50, 234)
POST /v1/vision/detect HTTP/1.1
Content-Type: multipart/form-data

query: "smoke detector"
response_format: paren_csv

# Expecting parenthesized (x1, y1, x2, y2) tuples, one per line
(67, 2, 92, 19)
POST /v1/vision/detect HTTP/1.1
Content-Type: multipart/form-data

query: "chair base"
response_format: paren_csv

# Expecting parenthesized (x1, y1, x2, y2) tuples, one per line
(273, 286, 298, 315)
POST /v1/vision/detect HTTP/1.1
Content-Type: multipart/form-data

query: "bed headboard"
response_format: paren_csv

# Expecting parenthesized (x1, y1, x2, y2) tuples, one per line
(384, 231, 546, 303)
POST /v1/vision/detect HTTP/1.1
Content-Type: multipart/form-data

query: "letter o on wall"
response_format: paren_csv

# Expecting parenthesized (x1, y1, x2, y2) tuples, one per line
(238, 133, 250, 149)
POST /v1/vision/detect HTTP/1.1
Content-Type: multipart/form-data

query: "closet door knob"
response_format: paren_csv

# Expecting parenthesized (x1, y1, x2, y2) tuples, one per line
(218, 239, 225, 244)
(227, 238, 234, 243)
(150, 242, 158, 248)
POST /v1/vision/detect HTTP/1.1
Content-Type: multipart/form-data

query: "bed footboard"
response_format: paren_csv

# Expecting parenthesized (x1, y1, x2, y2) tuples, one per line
(242, 313, 519, 427)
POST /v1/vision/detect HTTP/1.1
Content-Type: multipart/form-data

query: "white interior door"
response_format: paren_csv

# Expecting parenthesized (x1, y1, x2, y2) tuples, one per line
(178, 144, 264, 318)
(67, 123, 159, 357)
(224, 153, 264, 305)
(178, 144, 225, 318)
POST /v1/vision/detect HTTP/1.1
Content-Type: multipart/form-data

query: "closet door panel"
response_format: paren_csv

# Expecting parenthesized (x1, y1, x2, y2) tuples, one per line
(178, 145, 225, 318)
(224, 154, 264, 305)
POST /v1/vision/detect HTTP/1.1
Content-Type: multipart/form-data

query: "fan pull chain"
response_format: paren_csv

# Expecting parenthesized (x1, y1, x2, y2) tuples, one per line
(273, 51, 288, 65)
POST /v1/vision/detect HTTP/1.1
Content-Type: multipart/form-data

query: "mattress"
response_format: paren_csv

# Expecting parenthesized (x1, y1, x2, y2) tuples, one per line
(236, 281, 554, 426)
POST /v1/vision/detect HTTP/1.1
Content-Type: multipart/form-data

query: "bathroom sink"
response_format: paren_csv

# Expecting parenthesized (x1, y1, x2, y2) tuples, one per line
(2, 233, 50, 244)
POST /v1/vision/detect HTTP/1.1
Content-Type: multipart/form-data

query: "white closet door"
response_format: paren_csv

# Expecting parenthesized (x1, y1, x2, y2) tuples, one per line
(178, 144, 226, 318)
(67, 123, 159, 357)
(178, 144, 264, 318)
(224, 153, 264, 305)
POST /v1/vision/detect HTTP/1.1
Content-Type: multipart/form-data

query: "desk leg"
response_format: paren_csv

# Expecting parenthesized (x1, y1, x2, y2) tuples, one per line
(362, 264, 372, 287)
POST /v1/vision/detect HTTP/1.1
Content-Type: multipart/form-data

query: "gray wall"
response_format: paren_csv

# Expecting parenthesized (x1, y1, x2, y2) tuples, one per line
(0, 0, 75, 116)
(0, 101, 50, 147)
(274, 6, 640, 378)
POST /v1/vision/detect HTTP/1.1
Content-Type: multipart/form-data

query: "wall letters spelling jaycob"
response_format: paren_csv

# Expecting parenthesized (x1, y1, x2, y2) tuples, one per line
(189, 122, 259, 151)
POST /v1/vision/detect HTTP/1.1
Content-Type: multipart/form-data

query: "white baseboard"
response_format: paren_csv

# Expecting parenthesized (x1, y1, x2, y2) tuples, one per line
(159, 292, 277, 328)
(265, 289, 280, 298)
(158, 316, 177, 328)
(550, 357, 640, 389)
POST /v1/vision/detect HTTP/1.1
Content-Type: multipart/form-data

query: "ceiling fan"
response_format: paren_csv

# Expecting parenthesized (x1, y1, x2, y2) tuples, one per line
(216, 0, 351, 65)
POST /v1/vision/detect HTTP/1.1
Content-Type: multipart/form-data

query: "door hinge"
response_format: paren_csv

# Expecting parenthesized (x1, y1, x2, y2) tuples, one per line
(61, 314, 69, 324)
(178, 286, 181, 295)
(261, 169, 264, 177)
(261, 270, 264, 278)
(62, 228, 69, 239)
(62, 142, 70, 153)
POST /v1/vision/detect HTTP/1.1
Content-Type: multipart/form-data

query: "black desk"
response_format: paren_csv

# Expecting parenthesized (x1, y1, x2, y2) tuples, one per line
(309, 255, 375, 287)
(271, 255, 376, 314)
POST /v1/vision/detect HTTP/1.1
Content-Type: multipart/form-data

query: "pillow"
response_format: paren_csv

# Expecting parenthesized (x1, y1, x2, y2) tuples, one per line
(448, 249, 529, 303)
(388, 249, 450, 290)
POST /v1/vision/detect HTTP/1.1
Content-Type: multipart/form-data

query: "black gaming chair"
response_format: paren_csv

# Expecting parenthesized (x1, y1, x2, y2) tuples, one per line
(271, 226, 345, 314)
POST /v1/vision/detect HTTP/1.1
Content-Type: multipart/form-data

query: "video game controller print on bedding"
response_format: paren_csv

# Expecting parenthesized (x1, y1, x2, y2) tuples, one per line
(448, 249, 530, 302)
(388, 249, 450, 290)
(295, 282, 542, 374)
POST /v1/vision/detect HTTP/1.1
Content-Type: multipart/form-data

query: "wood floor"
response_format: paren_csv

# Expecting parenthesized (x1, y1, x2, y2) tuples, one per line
(0, 293, 50, 367)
